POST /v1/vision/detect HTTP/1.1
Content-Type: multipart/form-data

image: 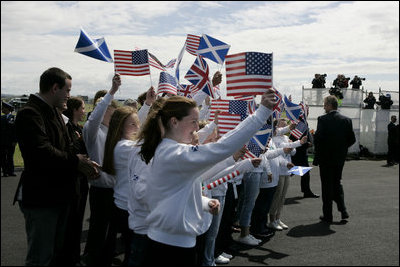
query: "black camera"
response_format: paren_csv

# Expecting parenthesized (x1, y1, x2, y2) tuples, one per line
(345, 77, 350, 81)
(321, 74, 327, 78)
(360, 77, 366, 81)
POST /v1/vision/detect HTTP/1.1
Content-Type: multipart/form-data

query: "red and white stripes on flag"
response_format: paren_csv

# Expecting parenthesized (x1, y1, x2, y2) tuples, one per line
(225, 52, 272, 96)
(114, 49, 150, 76)
(185, 34, 201, 56)
(209, 99, 230, 121)
(218, 112, 241, 135)
(241, 147, 258, 160)
(202, 170, 240, 191)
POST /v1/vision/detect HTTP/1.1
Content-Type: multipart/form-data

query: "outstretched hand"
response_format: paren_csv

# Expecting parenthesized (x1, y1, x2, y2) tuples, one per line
(260, 88, 277, 110)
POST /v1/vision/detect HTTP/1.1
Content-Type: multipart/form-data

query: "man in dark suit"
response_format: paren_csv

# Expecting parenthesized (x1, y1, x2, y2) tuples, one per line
(289, 118, 319, 198)
(386, 115, 398, 166)
(13, 67, 99, 266)
(1, 102, 17, 177)
(313, 95, 356, 223)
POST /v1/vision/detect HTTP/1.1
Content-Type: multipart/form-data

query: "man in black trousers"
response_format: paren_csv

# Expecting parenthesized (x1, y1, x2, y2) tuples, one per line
(1, 102, 17, 177)
(313, 95, 356, 223)
(289, 118, 319, 198)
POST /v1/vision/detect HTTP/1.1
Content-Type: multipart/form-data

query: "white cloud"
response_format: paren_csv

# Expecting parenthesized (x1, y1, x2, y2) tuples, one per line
(1, 1, 398, 104)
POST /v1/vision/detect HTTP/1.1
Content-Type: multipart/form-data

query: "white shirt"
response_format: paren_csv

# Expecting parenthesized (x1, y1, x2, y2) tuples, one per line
(83, 93, 115, 188)
(113, 139, 135, 210)
(145, 105, 272, 248)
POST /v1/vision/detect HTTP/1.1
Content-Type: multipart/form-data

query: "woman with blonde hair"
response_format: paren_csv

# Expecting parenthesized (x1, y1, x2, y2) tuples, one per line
(102, 105, 140, 266)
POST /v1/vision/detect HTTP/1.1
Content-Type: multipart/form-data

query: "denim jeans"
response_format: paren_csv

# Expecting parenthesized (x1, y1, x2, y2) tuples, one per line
(239, 172, 261, 227)
(202, 196, 225, 266)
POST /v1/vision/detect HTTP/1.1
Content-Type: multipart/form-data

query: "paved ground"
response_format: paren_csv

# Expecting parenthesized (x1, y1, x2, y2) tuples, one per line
(1, 160, 399, 266)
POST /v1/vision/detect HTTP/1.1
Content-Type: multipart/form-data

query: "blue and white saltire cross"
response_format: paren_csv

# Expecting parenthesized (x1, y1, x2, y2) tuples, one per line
(284, 95, 303, 123)
(74, 28, 113, 63)
(246, 123, 272, 157)
(184, 55, 215, 98)
(288, 166, 313, 176)
(196, 34, 231, 65)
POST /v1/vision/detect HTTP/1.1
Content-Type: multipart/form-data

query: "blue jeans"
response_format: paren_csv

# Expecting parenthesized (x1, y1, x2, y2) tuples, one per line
(239, 172, 261, 227)
(202, 196, 225, 266)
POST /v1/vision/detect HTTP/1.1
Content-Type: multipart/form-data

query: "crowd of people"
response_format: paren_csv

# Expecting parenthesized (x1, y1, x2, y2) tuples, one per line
(2, 66, 390, 267)
(311, 74, 366, 90)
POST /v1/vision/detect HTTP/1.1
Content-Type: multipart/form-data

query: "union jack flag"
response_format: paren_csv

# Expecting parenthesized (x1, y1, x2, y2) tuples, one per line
(226, 52, 273, 96)
(185, 34, 201, 56)
(184, 56, 215, 98)
(158, 72, 177, 95)
(114, 49, 150, 76)
(177, 84, 195, 97)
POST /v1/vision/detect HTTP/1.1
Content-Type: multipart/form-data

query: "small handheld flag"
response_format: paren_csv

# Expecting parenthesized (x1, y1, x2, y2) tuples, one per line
(202, 170, 240, 191)
(288, 166, 313, 176)
(197, 34, 231, 65)
(74, 28, 113, 63)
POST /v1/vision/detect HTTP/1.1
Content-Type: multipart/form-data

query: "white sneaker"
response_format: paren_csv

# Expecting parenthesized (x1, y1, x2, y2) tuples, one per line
(221, 252, 233, 259)
(277, 219, 288, 229)
(268, 220, 283, 231)
(215, 255, 229, 264)
(249, 234, 262, 243)
(237, 234, 260, 246)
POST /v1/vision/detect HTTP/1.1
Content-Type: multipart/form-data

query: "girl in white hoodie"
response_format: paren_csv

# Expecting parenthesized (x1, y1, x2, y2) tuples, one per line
(138, 91, 277, 265)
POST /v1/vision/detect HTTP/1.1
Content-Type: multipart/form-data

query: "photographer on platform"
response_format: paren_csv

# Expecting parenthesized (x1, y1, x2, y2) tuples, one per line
(363, 92, 376, 109)
(312, 74, 327, 88)
(377, 93, 393, 110)
(333, 74, 350, 89)
(350, 75, 365, 89)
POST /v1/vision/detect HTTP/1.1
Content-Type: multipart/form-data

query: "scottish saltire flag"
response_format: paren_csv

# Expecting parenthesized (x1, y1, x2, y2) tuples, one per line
(284, 95, 303, 123)
(197, 34, 231, 65)
(209, 99, 248, 121)
(184, 56, 215, 98)
(246, 123, 272, 157)
(288, 166, 313, 176)
(114, 49, 150, 76)
(218, 112, 242, 135)
(290, 119, 308, 140)
(74, 28, 113, 63)
(185, 34, 201, 56)
(175, 43, 186, 82)
(158, 72, 177, 95)
(226, 52, 273, 96)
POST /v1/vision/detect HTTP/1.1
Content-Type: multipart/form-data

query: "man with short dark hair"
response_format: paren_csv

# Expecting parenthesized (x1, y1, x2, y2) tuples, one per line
(313, 95, 356, 223)
(13, 67, 99, 266)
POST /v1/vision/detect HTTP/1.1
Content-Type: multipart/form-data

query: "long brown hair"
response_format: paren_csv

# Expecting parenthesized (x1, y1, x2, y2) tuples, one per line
(63, 96, 84, 122)
(138, 96, 197, 164)
(102, 106, 137, 175)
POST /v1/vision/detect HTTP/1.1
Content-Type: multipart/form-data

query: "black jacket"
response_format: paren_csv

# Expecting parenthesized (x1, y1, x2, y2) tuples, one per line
(313, 110, 356, 166)
(13, 94, 79, 207)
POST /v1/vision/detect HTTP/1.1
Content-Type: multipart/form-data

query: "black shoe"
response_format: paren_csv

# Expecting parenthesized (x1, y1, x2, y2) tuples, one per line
(341, 211, 349, 220)
(303, 192, 320, 198)
(252, 229, 275, 239)
(319, 215, 332, 223)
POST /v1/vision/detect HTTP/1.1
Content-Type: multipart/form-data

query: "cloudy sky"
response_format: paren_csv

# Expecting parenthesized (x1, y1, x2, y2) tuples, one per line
(1, 1, 399, 103)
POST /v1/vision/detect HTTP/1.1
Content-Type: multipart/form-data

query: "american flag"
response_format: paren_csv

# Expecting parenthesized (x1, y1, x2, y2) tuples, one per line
(209, 99, 248, 121)
(290, 119, 308, 140)
(114, 49, 150, 76)
(226, 52, 273, 96)
(185, 34, 201, 56)
(158, 72, 177, 95)
(184, 56, 215, 98)
(218, 112, 242, 135)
